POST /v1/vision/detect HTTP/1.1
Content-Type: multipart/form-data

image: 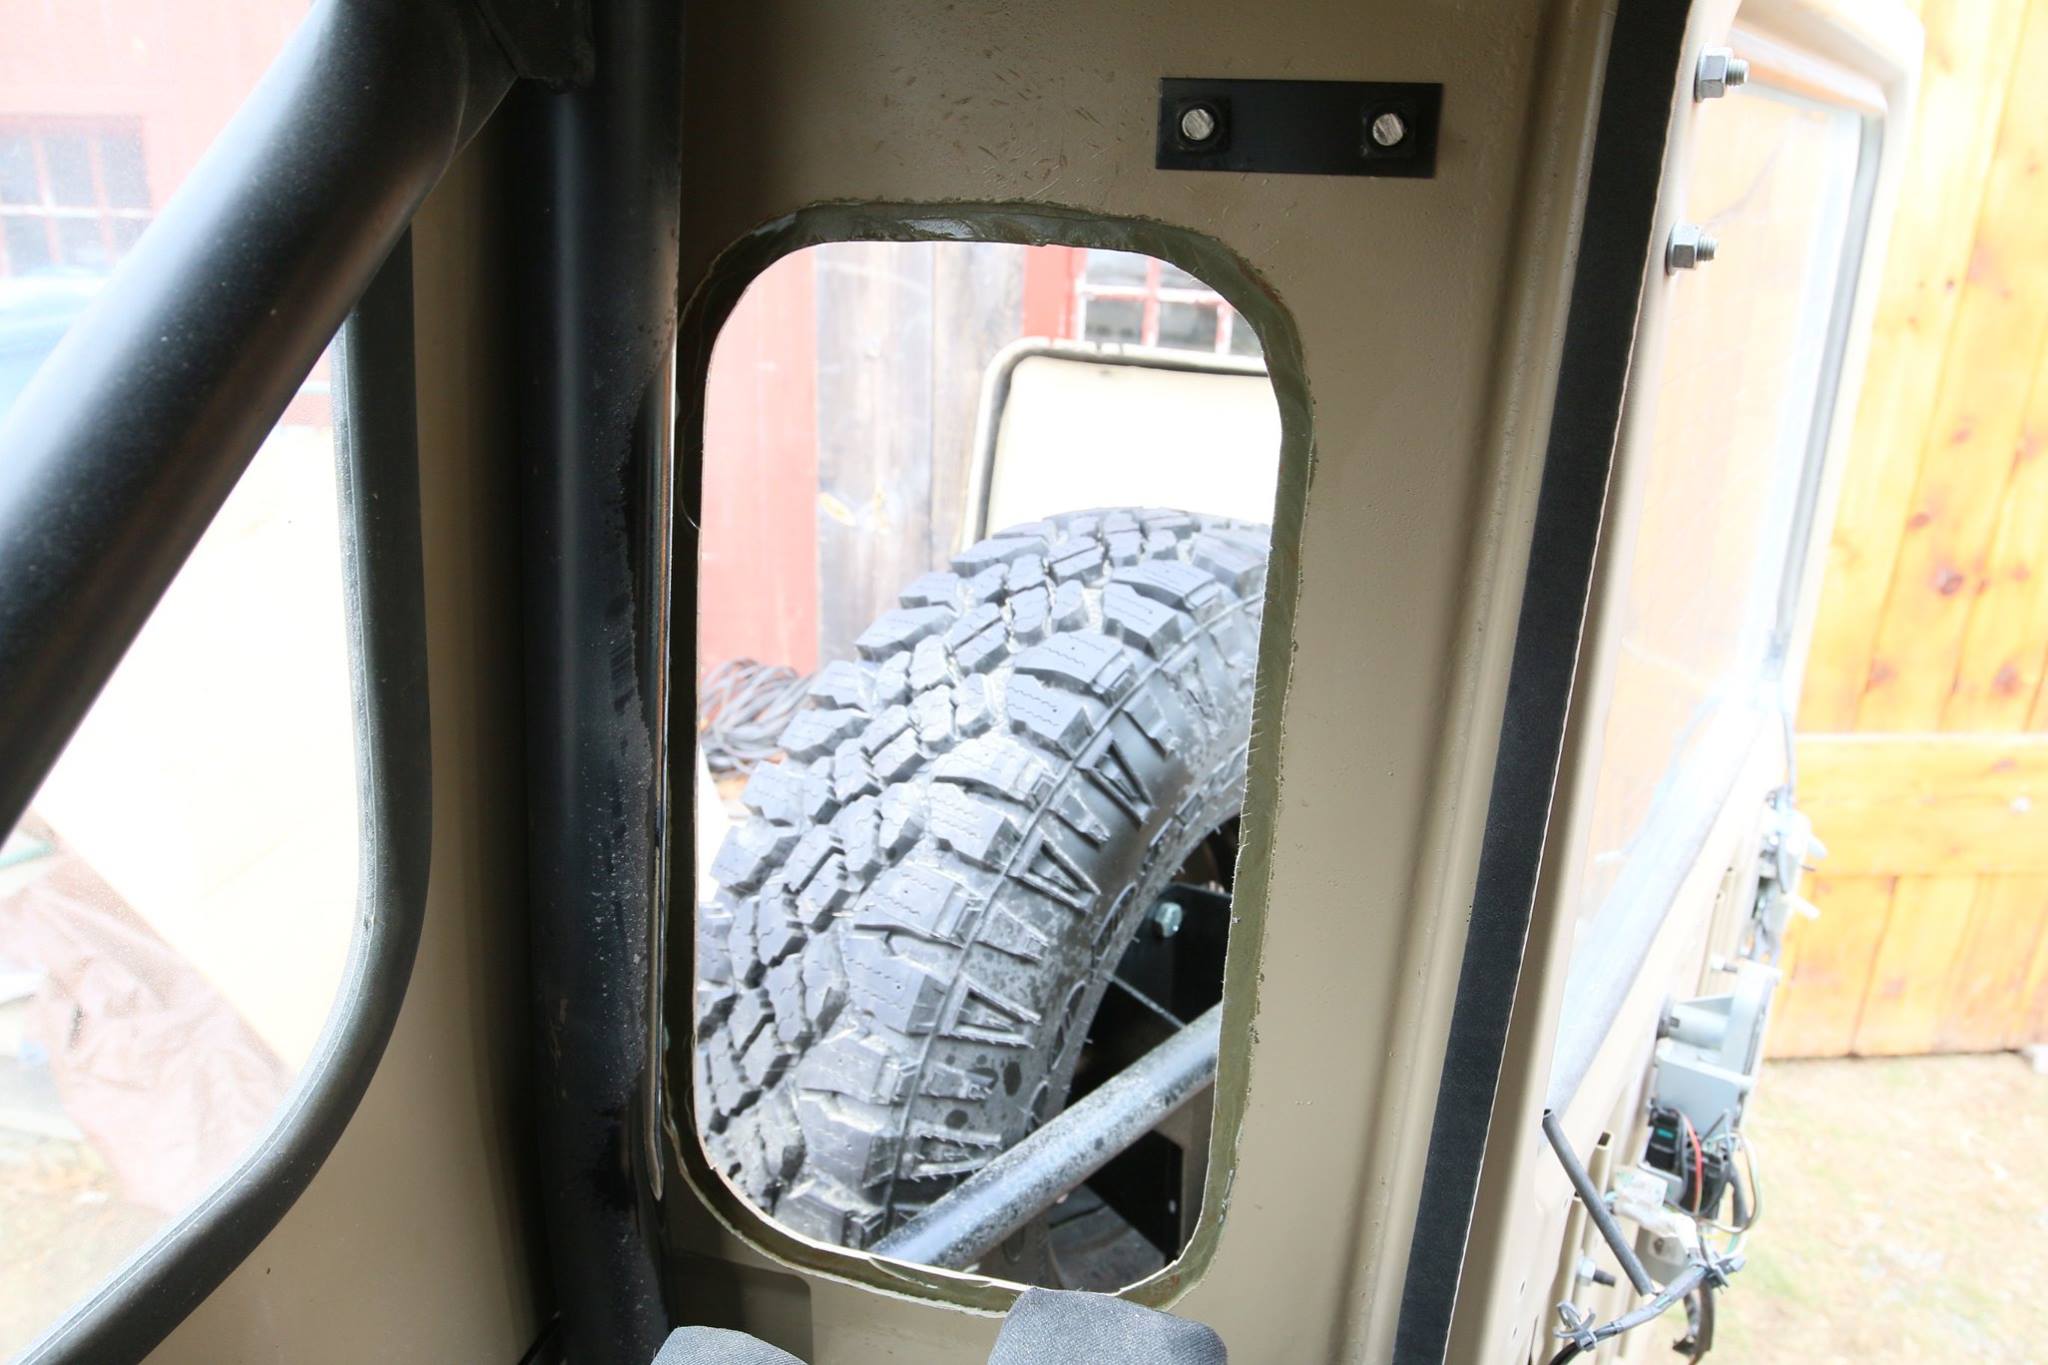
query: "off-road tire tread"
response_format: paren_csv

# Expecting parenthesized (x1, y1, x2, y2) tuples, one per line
(695, 507, 1267, 1249)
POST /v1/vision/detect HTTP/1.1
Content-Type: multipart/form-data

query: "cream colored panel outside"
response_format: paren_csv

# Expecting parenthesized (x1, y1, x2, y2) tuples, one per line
(981, 348, 1282, 535)
(145, 138, 547, 1365)
(1449, 2, 1921, 1361)
(667, 1, 1624, 1359)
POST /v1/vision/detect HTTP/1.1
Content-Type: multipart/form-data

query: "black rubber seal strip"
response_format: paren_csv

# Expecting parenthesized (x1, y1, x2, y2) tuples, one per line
(22, 237, 434, 1365)
(1390, 3, 1695, 1359)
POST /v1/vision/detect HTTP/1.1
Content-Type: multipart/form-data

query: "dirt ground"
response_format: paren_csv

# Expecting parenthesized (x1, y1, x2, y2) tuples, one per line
(1712, 1051, 2048, 1363)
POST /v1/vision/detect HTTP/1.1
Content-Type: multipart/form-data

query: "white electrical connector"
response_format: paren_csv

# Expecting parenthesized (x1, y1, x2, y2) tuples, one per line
(1609, 1165, 1668, 1228)
(1611, 1165, 1694, 1285)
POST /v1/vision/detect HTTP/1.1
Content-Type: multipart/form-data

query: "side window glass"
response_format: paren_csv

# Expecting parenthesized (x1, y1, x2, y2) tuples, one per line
(0, 4, 360, 1354)
(691, 239, 1286, 1288)
(1575, 87, 1864, 921)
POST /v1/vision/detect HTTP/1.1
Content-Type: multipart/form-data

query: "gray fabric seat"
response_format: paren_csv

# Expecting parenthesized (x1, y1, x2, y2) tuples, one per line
(653, 1325, 806, 1365)
(651, 1287, 1227, 1364)
(988, 1288, 1226, 1364)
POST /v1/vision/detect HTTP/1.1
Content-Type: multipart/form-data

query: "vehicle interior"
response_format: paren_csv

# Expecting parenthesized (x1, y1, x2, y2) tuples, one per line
(0, 0, 1920, 1360)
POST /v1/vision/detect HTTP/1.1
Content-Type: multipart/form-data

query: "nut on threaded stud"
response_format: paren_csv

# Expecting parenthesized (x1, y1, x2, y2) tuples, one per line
(1667, 222, 1718, 273)
(1696, 48, 1751, 100)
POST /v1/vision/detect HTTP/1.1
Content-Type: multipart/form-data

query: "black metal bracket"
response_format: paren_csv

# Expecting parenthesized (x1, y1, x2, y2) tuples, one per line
(1156, 77, 1443, 179)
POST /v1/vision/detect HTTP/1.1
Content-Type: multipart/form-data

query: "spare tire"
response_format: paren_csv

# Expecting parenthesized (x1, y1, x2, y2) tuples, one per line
(695, 507, 1268, 1251)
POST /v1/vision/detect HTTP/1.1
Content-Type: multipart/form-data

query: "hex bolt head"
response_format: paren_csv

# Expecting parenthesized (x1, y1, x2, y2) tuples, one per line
(1369, 110, 1408, 149)
(1152, 900, 1184, 939)
(1695, 47, 1751, 100)
(1666, 222, 1718, 273)
(1179, 104, 1219, 145)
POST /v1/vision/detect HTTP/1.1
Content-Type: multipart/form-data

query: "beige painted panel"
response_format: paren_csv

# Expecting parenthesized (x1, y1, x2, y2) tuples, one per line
(116, 0, 1914, 1359)
(664, 0, 1624, 1359)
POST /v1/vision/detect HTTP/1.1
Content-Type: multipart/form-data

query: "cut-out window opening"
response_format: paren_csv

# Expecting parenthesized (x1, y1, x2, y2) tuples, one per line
(691, 238, 1284, 1290)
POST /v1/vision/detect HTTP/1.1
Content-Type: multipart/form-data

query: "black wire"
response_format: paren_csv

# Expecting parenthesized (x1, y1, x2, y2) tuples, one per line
(697, 658, 814, 773)
(1674, 1283, 1716, 1362)
(1546, 1343, 1584, 1365)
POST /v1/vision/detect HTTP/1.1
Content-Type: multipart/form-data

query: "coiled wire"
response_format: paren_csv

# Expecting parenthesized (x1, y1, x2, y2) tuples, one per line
(697, 658, 813, 774)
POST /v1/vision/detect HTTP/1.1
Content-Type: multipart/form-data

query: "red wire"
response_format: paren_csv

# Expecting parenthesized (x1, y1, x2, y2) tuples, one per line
(1682, 1114, 1705, 1216)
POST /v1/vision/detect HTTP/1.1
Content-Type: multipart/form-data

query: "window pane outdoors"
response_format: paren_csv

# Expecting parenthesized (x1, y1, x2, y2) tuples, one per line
(1081, 247, 1149, 285)
(1, 217, 46, 274)
(1082, 295, 1143, 345)
(98, 133, 149, 210)
(0, 3, 351, 1356)
(54, 217, 106, 271)
(40, 134, 93, 207)
(0, 135, 33, 204)
(1157, 300, 1218, 351)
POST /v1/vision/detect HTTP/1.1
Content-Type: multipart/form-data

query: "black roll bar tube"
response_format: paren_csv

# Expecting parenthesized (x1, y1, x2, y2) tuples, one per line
(873, 1004, 1224, 1270)
(505, 0, 683, 1358)
(0, 0, 515, 837)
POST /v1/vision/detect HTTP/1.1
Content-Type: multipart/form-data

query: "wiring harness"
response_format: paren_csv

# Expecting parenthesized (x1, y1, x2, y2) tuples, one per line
(1548, 1244, 1743, 1364)
(1541, 1110, 1763, 1365)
